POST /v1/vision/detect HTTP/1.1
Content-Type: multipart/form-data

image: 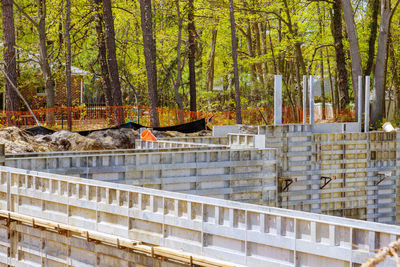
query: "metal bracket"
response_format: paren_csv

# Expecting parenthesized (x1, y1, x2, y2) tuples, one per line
(375, 171, 392, 186)
(86, 231, 100, 244)
(320, 176, 336, 189)
(279, 177, 297, 192)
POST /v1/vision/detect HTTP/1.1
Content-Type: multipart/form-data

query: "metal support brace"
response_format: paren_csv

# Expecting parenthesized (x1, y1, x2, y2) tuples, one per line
(320, 176, 336, 189)
(375, 171, 392, 186)
(279, 177, 297, 192)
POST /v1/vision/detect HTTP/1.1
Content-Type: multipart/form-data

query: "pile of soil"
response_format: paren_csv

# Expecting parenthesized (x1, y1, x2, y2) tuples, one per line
(0, 127, 212, 153)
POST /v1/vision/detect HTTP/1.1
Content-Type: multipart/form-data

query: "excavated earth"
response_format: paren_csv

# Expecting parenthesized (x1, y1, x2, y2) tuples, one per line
(0, 127, 211, 153)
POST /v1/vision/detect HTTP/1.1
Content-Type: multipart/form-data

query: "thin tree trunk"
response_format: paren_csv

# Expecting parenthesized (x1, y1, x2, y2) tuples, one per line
(364, 0, 380, 76)
(267, 20, 277, 73)
(188, 0, 196, 112)
(139, 0, 159, 127)
(93, 0, 112, 107)
(371, 0, 400, 124)
(102, 0, 123, 109)
(331, 0, 350, 109)
(326, 48, 336, 116)
(65, 0, 72, 131)
(228, 0, 242, 124)
(245, 22, 258, 104)
(253, 22, 265, 90)
(37, 0, 55, 125)
(1, 0, 19, 116)
(320, 50, 326, 120)
(205, 28, 217, 91)
(341, 0, 362, 114)
(174, 0, 184, 123)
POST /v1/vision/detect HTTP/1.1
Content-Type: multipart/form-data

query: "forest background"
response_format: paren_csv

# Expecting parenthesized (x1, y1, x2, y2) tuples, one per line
(0, 0, 399, 127)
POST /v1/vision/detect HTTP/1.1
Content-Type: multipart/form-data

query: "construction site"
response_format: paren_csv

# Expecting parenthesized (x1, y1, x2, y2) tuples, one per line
(0, 76, 397, 267)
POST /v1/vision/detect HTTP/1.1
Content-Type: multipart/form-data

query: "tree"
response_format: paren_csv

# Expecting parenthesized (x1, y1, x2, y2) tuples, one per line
(65, 0, 72, 131)
(93, 0, 113, 107)
(13, 0, 56, 114)
(102, 0, 122, 107)
(371, 0, 400, 124)
(188, 0, 196, 112)
(331, 0, 349, 109)
(228, 0, 242, 124)
(1, 0, 18, 113)
(341, 0, 362, 114)
(139, 0, 159, 127)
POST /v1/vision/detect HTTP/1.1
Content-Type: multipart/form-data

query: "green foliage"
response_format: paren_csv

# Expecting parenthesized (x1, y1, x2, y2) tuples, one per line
(2, 0, 399, 119)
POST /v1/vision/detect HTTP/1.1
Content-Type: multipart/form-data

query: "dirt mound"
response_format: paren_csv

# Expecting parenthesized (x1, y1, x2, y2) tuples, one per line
(87, 128, 139, 149)
(0, 126, 210, 154)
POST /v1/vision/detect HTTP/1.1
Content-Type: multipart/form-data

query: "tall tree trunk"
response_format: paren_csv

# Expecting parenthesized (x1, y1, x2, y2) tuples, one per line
(364, 0, 380, 76)
(188, 0, 196, 112)
(102, 0, 122, 108)
(253, 22, 265, 90)
(37, 0, 55, 110)
(245, 22, 258, 104)
(341, 0, 362, 114)
(326, 47, 337, 116)
(371, 0, 400, 124)
(228, 0, 242, 124)
(139, 0, 159, 127)
(65, 0, 72, 131)
(93, 0, 113, 107)
(320, 50, 326, 120)
(205, 28, 217, 91)
(1, 0, 18, 113)
(174, 0, 184, 123)
(331, 0, 350, 109)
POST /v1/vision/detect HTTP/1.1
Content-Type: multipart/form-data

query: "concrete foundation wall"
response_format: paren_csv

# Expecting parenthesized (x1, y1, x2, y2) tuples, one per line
(5, 148, 278, 205)
(257, 124, 400, 225)
(0, 166, 398, 266)
(0, 221, 184, 267)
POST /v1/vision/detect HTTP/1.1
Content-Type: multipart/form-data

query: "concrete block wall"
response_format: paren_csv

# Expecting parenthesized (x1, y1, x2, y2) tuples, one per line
(0, 221, 185, 267)
(0, 166, 398, 266)
(5, 148, 278, 206)
(160, 136, 229, 145)
(257, 124, 399, 224)
(135, 139, 228, 149)
(228, 134, 266, 149)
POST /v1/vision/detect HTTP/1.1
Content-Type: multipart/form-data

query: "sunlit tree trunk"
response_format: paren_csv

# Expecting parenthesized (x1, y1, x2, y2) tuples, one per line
(139, 0, 159, 127)
(188, 0, 196, 112)
(1, 0, 18, 115)
(93, 0, 112, 107)
(228, 0, 242, 124)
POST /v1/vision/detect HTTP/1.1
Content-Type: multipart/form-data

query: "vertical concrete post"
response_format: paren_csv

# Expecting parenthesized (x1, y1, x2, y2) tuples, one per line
(365, 76, 370, 132)
(309, 76, 314, 126)
(274, 75, 282, 125)
(358, 76, 363, 132)
(303, 75, 307, 124)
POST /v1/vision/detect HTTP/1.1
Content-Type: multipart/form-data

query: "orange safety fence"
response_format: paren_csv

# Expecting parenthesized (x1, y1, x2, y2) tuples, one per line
(0, 105, 356, 131)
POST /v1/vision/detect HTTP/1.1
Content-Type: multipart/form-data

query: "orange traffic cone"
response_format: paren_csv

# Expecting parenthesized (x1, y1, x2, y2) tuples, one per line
(140, 129, 157, 141)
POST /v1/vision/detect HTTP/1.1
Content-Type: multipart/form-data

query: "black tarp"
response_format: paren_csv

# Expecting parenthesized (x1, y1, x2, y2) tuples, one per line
(24, 118, 209, 136)
(153, 118, 208, 133)
(24, 126, 56, 136)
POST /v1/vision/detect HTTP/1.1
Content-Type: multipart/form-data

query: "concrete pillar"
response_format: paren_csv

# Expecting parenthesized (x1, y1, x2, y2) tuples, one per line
(358, 76, 363, 132)
(365, 76, 370, 132)
(309, 76, 314, 126)
(274, 75, 282, 125)
(303, 75, 307, 124)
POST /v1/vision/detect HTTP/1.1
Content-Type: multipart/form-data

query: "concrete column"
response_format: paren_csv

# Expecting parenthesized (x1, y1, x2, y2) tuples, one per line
(274, 75, 282, 125)
(303, 75, 307, 124)
(309, 76, 314, 126)
(358, 76, 363, 132)
(365, 76, 370, 132)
